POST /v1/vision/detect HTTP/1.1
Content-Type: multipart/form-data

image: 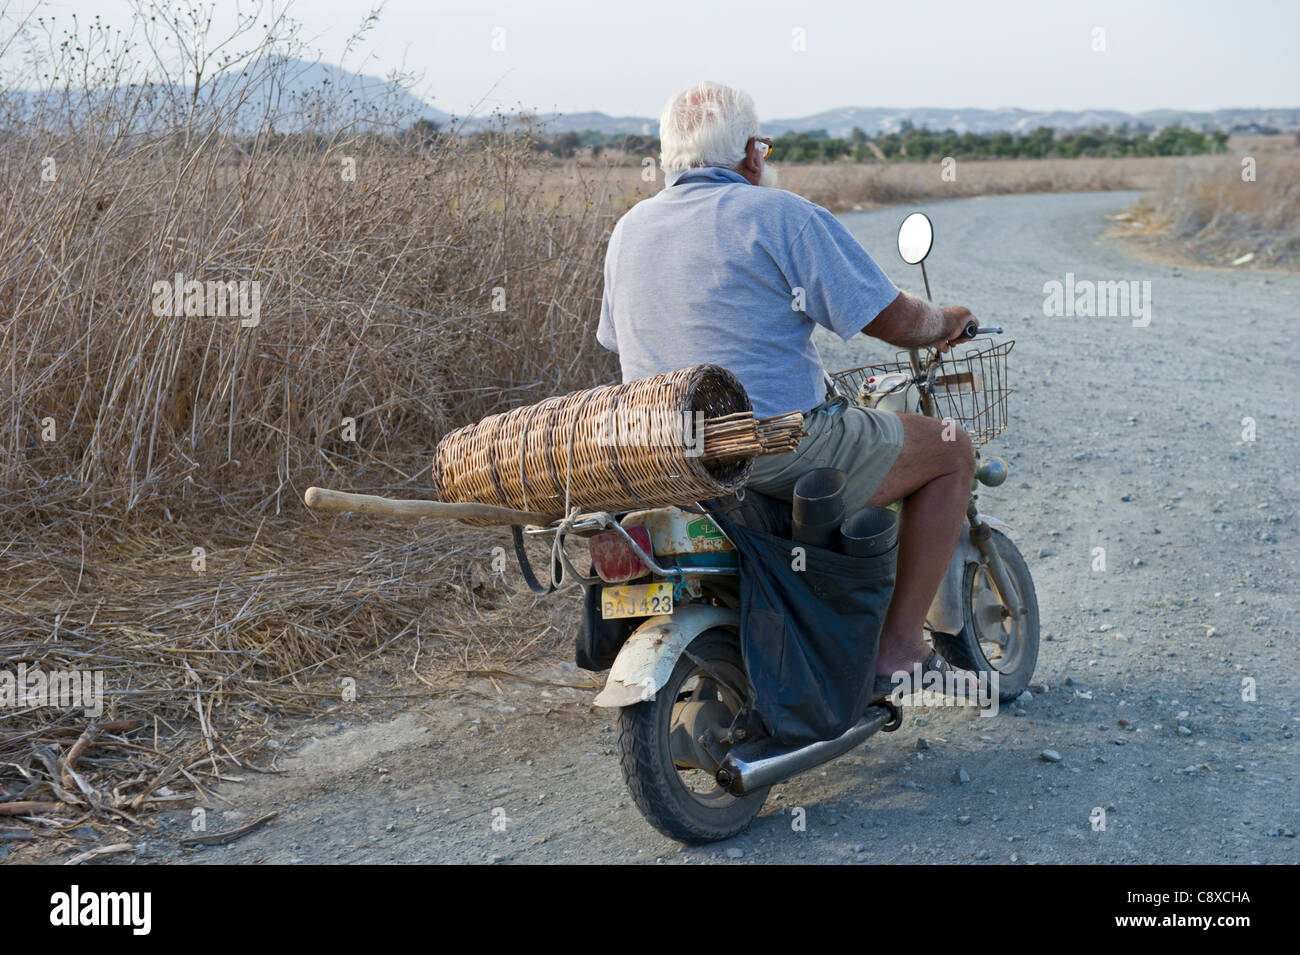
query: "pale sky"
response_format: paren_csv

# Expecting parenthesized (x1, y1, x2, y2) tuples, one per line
(9, 0, 1299, 118)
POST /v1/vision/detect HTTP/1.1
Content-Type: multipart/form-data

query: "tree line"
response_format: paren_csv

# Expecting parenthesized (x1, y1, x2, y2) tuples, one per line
(500, 122, 1230, 162)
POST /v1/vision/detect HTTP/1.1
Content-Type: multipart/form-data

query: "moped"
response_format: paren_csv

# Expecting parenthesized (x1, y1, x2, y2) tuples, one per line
(305, 212, 1040, 844)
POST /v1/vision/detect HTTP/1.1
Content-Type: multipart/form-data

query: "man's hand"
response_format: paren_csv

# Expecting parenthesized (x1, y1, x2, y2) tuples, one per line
(863, 291, 978, 351)
(933, 306, 976, 353)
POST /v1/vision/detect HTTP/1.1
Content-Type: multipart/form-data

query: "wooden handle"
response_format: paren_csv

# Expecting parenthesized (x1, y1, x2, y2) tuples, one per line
(303, 487, 557, 527)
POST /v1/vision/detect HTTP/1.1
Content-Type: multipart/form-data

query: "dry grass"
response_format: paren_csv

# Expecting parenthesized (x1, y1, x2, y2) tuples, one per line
(0, 5, 619, 842)
(1120, 149, 1300, 269)
(0, 506, 584, 846)
(776, 155, 1216, 211)
(551, 153, 1229, 213)
(579, 140, 1299, 273)
(0, 133, 621, 516)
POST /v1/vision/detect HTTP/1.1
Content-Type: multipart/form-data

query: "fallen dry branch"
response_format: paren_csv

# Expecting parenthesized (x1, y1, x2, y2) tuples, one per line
(60, 725, 99, 790)
(0, 801, 62, 816)
(0, 720, 143, 744)
(179, 810, 278, 847)
(65, 842, 137, 865)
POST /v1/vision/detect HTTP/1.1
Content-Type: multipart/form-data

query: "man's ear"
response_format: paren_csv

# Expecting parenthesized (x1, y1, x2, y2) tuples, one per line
(738, 138, 763, 184)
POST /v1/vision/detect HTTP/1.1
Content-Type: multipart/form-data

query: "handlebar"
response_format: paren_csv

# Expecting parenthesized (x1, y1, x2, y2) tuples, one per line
(963, 321, 1003, 338)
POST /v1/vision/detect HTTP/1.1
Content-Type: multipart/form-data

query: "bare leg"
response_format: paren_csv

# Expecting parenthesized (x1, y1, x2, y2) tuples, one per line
(866, 414, 975, 673)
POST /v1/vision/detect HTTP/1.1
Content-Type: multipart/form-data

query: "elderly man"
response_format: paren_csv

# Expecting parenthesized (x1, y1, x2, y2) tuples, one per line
(596, 81, 976, 686)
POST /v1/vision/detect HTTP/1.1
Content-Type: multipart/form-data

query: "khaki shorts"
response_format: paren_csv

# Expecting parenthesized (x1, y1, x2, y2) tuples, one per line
(747, 396, 904, 512)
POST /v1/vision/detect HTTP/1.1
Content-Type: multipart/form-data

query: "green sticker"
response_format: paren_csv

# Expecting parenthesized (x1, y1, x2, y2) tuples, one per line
(687, 517, 723, 539)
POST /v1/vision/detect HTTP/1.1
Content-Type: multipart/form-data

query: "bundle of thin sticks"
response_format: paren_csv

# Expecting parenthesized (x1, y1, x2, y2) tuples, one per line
(702, 411, 805, 461)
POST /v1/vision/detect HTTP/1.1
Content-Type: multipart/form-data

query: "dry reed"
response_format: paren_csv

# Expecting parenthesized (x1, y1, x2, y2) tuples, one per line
(0, 3, 624, 843)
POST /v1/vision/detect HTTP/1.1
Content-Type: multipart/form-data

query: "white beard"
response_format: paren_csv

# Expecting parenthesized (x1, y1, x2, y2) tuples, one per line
(758, 163, 780, 188)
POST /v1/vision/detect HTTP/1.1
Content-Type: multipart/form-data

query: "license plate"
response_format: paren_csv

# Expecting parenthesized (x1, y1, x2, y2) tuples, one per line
(601, 581, 673, 619)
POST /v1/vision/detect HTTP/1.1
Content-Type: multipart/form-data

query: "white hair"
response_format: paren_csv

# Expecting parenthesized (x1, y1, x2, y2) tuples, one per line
(658, 81, 760, 172)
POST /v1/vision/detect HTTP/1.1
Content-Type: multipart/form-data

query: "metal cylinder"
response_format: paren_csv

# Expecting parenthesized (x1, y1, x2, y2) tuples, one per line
(792, 467, 846, 549)
(840, 505, 900, 557)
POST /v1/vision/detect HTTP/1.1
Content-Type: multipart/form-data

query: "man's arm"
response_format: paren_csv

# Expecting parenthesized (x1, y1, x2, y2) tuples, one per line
(781, 206, 974, 352)
(864, 290, 975, 353)
(596, 227, 620, 354)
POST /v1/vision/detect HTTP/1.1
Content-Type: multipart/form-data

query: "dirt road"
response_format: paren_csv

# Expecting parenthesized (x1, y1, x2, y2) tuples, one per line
(138, 190, 1298, 864)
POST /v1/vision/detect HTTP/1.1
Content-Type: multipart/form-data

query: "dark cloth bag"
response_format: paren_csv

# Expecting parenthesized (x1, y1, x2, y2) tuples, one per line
(705, 498, 897, 747)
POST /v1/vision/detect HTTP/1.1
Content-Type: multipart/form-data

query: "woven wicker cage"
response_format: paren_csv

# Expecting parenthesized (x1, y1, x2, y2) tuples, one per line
(433, 365, 757, 523)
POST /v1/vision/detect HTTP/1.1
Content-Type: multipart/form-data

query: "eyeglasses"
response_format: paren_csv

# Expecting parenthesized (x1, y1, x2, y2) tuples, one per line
(752, 137, 773, 159)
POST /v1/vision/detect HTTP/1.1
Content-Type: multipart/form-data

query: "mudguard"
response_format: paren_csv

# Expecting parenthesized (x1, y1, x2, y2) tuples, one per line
(927, 513, 1013, 634)
(592, 604, 740, 708)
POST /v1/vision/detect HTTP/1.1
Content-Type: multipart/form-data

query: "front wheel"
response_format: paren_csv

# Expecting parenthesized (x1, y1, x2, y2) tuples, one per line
(617, 628, 768, 844)
(931, 528, 1040, 701)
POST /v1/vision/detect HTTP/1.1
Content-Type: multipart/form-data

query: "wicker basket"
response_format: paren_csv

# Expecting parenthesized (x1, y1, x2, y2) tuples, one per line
(831, 339, 1014, 446)
(433, 365, 757, 523)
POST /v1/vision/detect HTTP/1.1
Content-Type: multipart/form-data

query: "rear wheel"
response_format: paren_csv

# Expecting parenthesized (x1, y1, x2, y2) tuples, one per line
(932, 528, 1040, 701)
(617, 629, 768, 844)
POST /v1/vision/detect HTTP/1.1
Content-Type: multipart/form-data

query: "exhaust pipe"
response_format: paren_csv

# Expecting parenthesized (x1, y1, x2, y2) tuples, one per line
(715, 704, 897, 795)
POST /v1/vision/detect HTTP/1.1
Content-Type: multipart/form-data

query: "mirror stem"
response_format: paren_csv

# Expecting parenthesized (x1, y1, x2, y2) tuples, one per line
(912, 261, 938, 416)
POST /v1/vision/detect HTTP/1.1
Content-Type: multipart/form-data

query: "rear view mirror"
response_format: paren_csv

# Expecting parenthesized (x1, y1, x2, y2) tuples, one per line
(897, 212, 934, 265)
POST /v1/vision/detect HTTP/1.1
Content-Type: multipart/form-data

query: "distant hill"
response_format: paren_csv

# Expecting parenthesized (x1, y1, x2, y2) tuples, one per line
(464, 105, 1300, 137)
(9, 59, 1293, 136)
(232, 57, 452, 126)
(7, 56, 452, 130)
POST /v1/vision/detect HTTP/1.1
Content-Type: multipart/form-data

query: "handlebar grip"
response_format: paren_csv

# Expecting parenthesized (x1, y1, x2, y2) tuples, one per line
(960, 322, 1004, 339)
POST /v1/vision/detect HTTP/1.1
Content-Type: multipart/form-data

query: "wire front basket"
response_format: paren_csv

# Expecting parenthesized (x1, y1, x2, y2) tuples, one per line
(830, 339, 1014, 446)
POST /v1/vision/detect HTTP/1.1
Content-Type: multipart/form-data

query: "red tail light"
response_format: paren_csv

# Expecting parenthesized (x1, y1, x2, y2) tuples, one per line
(588, 526, 652, 583)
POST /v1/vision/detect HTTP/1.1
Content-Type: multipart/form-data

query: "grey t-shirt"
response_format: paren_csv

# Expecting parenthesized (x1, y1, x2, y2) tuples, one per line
(597, 166, 900, 418)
